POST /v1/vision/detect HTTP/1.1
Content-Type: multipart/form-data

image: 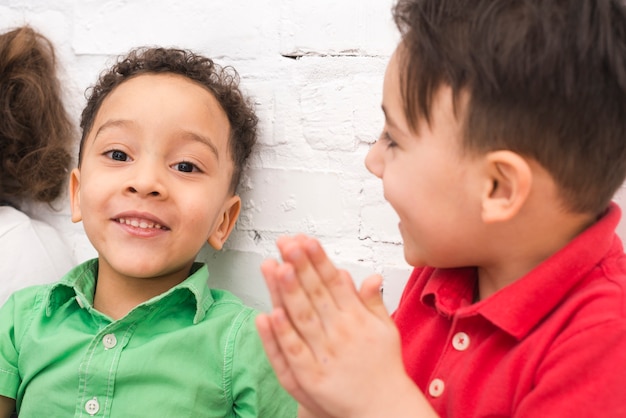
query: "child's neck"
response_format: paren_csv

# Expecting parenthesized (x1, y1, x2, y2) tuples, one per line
(476, 207, 596, 301)
(93, 262, 193, 320)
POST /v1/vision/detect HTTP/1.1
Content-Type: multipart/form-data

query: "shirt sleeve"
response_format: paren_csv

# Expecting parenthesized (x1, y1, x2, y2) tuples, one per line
(227, 309, 297, 418)
(514, 319, 626, 417)
(0, 295, 21, 399)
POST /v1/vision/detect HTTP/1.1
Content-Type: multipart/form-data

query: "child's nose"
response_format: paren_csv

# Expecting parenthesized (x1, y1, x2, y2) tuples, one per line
(365, 140, 384, 178)
(126, 162, 167, 198)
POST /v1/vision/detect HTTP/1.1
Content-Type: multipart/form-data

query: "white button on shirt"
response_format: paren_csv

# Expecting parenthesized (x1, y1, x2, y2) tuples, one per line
(102, 334, 117, 349)
(452, 332, 470, 351)
(429, 378, 445, 397)
(85, 397, 100, 415)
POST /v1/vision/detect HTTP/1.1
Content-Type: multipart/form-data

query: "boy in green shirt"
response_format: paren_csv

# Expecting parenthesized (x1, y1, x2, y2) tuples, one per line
(0, 47, 296, 417)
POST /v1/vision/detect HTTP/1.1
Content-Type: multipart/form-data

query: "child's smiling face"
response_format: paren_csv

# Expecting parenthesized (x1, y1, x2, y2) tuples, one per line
(365, 47, 485, 269)
(70, 73, 240, 284)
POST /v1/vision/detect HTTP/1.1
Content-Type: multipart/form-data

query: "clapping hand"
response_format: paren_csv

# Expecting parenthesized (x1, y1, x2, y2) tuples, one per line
(256, 235, 433, 418)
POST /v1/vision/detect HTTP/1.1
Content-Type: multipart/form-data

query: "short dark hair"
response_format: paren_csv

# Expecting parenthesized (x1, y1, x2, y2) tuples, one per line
(79, 47, 258, 192)
(393, 0, 626, 214)
(0, 26, 74, 204)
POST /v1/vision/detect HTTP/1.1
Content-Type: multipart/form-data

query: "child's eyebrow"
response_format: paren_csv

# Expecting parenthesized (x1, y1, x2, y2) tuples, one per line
(179, 131, 220, 161)
(93, 119, 133, 142)
(93, 119, 220, 161)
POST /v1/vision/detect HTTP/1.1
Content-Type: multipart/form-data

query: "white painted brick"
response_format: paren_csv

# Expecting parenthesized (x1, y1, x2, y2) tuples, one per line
(73, 0, 282, 58)
(0, 5, 71, 49)
(360, 202, 403, 244)
(293, 57, 386, 152)
(280, 0, 398, 56)
(0, 6, 27, 29)
(359, 176, 404, 244)
(237, 168, 361, 237)
(380, 265, 412, 313)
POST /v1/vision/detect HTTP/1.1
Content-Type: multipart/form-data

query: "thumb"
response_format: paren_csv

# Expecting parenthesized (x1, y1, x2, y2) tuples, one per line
(357, 273, 389, 320)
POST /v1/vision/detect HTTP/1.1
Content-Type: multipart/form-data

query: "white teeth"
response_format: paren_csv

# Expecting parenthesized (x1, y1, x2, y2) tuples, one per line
(117, 217, 163, 229)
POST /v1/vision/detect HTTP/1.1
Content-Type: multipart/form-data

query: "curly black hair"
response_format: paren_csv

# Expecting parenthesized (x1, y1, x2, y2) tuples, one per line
(79, 47, 258, 192)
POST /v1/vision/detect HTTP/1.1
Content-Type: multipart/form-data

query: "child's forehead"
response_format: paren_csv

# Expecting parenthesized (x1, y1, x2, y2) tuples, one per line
(90, 73, 232, 151)
(96, 73, 226, 123)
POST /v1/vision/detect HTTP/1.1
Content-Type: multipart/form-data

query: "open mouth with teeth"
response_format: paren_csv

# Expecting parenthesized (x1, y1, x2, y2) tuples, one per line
(116, 218, 169, 230)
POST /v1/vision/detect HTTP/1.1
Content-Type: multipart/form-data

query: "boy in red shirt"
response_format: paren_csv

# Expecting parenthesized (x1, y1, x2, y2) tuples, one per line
(255, 0, 626, 416)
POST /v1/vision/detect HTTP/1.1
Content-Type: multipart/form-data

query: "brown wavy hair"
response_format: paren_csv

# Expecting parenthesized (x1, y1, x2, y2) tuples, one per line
(393, 0, 626, 215)
(0, 26, 74, 205)
(79, 47, 258, 193)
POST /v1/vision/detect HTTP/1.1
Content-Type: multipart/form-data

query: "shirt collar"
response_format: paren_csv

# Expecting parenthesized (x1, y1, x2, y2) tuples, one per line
(45, 259, 215, 324)
(421, 267, 477, 316)
(422, 202, 622, 340)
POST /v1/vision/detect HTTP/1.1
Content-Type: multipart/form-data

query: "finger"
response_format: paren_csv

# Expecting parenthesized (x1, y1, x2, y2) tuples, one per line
(260, 258, 283, 309)
(303, 238, 368, 312)
(255, 313, 320, 409)
(255, 313, 293, 385)
(303, 238, 342, 288)
(357, 274, 391, 320)
(274, 262, 331, 357)
(268, 308, 328, 406)
(278, 239, 340, 324)
(269, 234, 311, 309)
(276, 234, 299, 259)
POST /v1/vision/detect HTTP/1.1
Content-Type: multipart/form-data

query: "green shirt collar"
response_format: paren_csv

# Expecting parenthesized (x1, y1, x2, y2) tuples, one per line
(45, 258, 214, 324)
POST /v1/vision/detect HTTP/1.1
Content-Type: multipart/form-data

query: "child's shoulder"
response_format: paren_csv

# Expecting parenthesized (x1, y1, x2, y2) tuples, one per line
(0, 283, 52, 345)
(192, 288, 264, 354)
(566, 245, 626, 321)
(205, 287, 258, 318)
(2, 281, 54, 310)
(208, 286, 245, 302)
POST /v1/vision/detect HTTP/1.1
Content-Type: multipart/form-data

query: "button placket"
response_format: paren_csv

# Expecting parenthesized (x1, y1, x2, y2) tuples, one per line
(426, 318, 473, 401)
(78, 326, 125, 417)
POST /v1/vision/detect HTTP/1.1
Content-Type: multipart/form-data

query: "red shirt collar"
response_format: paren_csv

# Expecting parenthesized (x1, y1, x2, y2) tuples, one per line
(421, 202, 622, 339)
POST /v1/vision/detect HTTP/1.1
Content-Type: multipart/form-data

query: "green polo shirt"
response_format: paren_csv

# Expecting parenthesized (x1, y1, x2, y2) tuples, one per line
(0, 259, 296, 417)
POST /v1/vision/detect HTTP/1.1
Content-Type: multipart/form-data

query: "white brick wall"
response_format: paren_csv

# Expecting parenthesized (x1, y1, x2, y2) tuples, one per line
(5, 0, 626, 314)
(1, 0, 410, 312)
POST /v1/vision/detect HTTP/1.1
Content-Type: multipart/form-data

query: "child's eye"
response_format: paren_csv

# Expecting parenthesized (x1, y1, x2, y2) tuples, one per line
(173, 161, 199, 173)
(381, 131, 397, 148)
(105, 150, 130, 161)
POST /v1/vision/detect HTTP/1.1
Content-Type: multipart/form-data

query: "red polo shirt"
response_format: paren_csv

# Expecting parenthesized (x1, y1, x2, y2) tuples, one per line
(393, 202, 626, 417)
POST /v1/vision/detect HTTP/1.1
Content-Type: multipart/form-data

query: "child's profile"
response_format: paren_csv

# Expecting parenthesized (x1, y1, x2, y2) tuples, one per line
(255, 0, 626, 417)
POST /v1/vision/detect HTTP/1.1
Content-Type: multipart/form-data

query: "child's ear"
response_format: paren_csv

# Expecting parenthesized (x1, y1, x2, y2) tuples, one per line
(69, 168, 83, 223)
(481, 150, 532, 223)
(207, 195, 241, 250)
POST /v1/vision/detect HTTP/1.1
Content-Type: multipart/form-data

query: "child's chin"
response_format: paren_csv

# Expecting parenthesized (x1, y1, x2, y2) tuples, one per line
(403, 250, 427, 268)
